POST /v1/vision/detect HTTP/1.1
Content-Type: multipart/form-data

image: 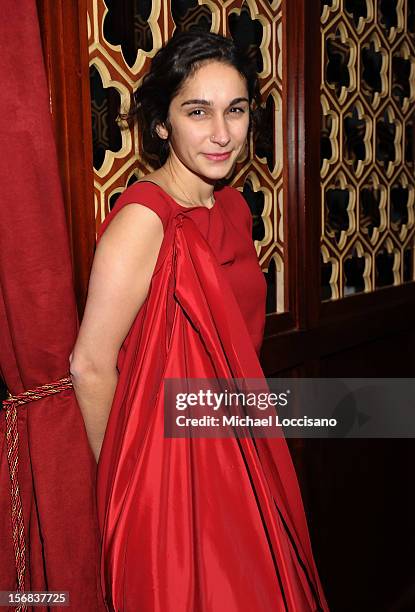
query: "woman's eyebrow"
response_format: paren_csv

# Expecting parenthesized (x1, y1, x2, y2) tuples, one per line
(181, 97, 249, 107)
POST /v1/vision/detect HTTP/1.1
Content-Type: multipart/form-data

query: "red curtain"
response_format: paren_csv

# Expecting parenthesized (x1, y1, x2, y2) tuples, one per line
(0, 2, 105, 610)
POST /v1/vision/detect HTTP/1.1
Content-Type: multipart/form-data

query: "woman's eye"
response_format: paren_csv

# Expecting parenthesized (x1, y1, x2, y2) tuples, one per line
(187, 107, 245, 117)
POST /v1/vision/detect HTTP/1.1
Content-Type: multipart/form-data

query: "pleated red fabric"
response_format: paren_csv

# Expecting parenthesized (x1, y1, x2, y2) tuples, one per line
(96, 183, 329, 612)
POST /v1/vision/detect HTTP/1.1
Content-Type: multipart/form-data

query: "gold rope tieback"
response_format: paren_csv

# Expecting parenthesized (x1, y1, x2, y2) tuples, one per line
(2, 376, 73, 612)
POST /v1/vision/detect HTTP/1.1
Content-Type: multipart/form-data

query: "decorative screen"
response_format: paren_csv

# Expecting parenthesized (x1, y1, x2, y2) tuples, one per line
(321, 0, 415, 300)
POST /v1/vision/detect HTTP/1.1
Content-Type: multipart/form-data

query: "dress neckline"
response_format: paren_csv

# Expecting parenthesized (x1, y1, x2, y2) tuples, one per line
(135, 180, 217, 212)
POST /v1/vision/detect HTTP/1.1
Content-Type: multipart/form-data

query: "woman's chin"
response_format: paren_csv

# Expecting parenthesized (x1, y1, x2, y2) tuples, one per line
(197, 162, 236, 182)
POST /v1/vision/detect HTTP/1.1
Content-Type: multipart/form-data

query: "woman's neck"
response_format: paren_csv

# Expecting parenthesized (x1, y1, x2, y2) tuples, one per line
(158, 154, 215, 207)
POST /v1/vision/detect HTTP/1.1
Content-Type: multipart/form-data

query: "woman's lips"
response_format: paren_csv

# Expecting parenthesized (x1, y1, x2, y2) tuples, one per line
(202, 152, 232, 161)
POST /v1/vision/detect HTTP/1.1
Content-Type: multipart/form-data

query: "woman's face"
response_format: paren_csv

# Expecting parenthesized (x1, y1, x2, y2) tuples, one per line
(159, 61, 250, 182)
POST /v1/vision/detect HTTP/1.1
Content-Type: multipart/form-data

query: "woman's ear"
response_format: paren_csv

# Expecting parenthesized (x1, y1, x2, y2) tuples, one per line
(155, 123, 169, 140)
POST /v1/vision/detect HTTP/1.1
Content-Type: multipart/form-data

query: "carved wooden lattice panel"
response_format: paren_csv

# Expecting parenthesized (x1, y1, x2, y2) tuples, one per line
(87, 0, 285, 314)
(321, 0, 415, 300)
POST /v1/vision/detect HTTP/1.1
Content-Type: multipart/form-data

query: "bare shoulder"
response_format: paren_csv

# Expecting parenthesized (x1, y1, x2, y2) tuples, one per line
(94, 202, 164, 299)
(100, 202, 164, 245)
(71, 203, 165, 372)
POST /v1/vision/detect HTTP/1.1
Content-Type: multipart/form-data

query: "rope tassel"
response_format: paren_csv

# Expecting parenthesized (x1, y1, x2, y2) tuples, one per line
(2, 376, 73, 612)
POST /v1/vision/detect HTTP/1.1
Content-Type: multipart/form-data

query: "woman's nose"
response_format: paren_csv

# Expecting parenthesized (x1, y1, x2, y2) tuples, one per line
(209, 116, 231, 146)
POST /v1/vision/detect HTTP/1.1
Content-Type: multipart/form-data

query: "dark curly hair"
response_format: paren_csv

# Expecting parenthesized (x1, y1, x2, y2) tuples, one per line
(123, 30, 266, 167)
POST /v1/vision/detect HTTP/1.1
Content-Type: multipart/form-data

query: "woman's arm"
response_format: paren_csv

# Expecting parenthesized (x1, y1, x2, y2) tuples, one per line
(69, 204, 164, 462)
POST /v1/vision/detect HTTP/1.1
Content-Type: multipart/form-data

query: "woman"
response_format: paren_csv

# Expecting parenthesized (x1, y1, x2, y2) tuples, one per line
(70, 31, 329, 612)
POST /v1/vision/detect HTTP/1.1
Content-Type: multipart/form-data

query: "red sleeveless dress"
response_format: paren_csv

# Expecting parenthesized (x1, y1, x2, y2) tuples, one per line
(95, 182, 329, 612)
